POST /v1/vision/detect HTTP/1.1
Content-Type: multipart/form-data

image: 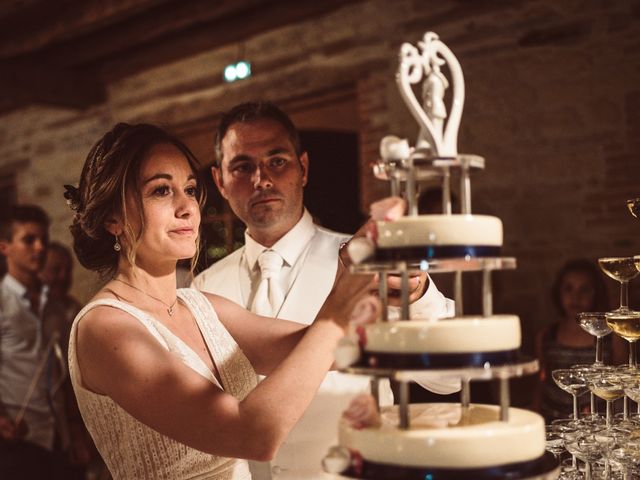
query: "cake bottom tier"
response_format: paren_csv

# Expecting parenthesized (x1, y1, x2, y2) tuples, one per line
(337, 403, 546, 471)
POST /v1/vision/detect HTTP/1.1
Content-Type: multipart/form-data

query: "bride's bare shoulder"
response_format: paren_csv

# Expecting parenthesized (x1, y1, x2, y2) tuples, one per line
(77, 294, 149, 349)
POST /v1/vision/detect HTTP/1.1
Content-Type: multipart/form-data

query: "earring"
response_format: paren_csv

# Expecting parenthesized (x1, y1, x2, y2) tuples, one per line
(113, 235, 121, 252)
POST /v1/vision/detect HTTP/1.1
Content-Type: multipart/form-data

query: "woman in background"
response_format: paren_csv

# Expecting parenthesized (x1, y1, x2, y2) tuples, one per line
(535, 258, 623, 422)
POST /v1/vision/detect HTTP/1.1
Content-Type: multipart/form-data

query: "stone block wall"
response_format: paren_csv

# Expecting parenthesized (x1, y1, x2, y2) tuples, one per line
(1, 0, 639, 352)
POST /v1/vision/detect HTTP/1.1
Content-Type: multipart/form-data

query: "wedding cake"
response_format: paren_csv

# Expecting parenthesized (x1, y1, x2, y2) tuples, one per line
(324, 31, 558, 480)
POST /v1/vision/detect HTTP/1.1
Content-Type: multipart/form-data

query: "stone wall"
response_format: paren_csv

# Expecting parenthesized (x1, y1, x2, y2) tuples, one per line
(1, 0, 639, 352)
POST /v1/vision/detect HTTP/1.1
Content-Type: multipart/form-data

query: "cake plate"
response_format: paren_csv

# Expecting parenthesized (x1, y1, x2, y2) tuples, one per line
(352, 256, 516, 319)
(332, 451, 560, 480)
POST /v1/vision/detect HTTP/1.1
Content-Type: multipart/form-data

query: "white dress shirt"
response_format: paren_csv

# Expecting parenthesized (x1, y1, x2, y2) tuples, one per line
(0, 274, 55, 450)
(243, 210, 316, 314)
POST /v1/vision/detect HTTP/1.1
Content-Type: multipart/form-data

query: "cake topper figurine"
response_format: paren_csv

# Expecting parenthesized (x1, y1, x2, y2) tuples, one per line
(378, 32, 482, 217)
(397, 31, 464, 158)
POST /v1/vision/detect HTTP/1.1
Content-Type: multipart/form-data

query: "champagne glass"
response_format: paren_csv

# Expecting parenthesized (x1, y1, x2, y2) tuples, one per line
(590, 374, 625, 428)
(545, 425, 565, 460)
(598, 256, 640, 313)
(612, 437, 640, 480)
(571, 364, 612, 425)
(624, 380, 640, 422)
(552, 369, 590, 422)
(564, 431, 604, 480)
(628, 197, 640, 218)
(577, 312, 612, 366)
(594, 428, 626, 479)
(606, 310, 640, 369)
(611, 369, 640, 428)
(551, 419, 581, 478)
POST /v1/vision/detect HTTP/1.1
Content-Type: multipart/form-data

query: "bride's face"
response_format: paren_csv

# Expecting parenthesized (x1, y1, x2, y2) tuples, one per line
(123, 143, 201, 267)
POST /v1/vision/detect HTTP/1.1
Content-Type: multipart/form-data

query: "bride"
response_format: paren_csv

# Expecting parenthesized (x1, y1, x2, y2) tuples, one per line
(66, 123, 398, 479)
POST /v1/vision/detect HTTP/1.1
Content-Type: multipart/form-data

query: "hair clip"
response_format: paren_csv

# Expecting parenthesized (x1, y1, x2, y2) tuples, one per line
(63, 184, 81, 212)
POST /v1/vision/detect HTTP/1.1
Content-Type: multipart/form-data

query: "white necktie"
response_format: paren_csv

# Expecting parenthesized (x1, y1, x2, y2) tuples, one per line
(251, 250, 284, 317)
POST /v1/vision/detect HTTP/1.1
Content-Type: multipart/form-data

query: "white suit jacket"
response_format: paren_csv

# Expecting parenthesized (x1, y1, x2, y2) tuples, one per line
(192, 224, 453, 479)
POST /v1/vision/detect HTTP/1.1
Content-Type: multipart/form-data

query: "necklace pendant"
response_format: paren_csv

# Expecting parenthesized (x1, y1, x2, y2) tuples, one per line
(168, 306, 174, 316)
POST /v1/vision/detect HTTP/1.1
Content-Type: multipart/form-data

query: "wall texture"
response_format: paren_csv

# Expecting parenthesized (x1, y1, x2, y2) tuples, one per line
(1, 0, 639, 352)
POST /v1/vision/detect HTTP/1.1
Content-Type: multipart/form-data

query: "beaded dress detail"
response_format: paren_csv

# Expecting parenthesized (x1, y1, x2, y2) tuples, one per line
(68, 288, 257, 479)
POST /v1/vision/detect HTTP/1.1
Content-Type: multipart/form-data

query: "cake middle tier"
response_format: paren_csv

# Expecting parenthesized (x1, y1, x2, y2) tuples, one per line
(375, 214, 503, 260)
(351, 315, 521, 369)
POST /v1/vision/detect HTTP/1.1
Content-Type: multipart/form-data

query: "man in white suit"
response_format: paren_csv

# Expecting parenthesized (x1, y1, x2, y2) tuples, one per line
(192, 101, 453, 479)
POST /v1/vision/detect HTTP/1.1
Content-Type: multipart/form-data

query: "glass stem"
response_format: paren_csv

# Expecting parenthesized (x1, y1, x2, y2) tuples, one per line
(595, 336, 603, 365)
(621, 280, 629, 310)
(590, 392, 596, 417)
(606, 400, 612, 427)
(572, 393, 579, 421)
(624, 395, 629, 420)
(631, 340, 637, 368)
(585, 461, 592, 480)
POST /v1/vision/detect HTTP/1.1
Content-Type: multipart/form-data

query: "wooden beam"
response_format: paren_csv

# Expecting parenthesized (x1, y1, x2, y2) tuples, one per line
(4, 0, 271, 66)
(0, 59, 106, 112)
(0, 0, 170, 57)
(25, 0, 358, 80)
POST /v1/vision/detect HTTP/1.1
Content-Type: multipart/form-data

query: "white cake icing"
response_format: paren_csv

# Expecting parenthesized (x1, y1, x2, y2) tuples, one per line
(359, 315, 520, 353)
(339, 403, 545, 468)
(376, 214, 503, 248)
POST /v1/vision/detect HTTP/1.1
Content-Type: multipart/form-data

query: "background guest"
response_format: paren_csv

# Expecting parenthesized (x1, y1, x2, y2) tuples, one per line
(535, 258, 624, 421)
(0, 205, 86, 479)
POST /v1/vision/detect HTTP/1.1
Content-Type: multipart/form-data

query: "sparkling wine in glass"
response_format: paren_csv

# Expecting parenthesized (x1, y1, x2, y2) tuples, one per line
(598, 256, 640, 312)
(589, 374, 625, 427)
(605, 310, 640, 369)
(577, 312, 611, 366)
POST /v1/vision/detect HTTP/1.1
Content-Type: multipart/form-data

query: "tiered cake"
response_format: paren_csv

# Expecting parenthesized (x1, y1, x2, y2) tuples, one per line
(324, 32, 558, 480)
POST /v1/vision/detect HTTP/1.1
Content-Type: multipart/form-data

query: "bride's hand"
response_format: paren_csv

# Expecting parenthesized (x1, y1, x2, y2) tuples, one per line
(321, 197, 406, 329)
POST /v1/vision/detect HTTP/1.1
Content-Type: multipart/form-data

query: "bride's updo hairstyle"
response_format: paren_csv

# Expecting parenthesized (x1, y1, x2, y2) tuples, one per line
(68, 123, 204, 278)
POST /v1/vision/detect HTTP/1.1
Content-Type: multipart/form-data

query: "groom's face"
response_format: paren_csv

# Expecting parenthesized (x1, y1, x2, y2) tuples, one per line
(213, 119, 308, 235)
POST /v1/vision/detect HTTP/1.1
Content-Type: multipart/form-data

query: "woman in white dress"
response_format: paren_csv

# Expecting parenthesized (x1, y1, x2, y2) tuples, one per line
(65, 123, 391, 479)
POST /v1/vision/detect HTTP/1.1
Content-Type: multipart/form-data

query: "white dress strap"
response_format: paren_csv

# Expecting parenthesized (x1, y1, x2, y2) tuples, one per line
(72, 297, 222, 386)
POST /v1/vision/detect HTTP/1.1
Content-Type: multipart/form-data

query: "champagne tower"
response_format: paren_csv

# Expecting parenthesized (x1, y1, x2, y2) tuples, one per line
(323, 32, 560, 480)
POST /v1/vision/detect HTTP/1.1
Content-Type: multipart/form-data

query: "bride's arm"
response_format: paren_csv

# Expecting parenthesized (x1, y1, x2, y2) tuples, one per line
(75, 297, 376, 461)
(208, 258, 377, 376)
(206, 294, 309, 375)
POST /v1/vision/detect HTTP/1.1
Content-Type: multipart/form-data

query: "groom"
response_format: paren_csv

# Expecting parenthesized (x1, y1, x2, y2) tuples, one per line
(193, 101, 453, 479)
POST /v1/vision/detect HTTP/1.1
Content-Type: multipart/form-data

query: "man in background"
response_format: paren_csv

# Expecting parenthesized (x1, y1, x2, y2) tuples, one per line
(40, 242, 82, 341)
(0, 205, 87, 479)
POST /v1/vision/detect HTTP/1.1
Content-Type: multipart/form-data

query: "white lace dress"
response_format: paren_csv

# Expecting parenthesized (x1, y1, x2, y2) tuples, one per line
(68, 288, 258, 479)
